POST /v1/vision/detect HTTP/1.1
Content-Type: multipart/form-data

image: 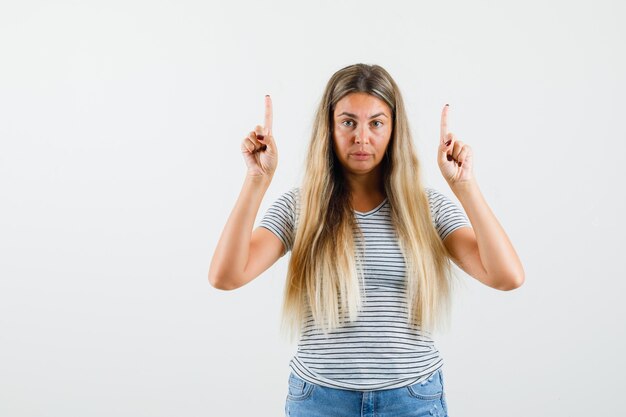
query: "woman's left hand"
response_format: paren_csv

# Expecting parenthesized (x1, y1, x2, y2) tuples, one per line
(437, 104, 475, 185)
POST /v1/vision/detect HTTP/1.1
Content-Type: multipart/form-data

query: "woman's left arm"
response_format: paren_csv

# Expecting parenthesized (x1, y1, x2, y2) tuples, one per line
(438, 104, 525, 291)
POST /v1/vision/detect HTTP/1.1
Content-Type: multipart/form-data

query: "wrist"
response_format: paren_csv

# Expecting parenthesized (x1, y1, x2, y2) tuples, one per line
(245, 173, 273, 186)
(450, 177, 479, 196)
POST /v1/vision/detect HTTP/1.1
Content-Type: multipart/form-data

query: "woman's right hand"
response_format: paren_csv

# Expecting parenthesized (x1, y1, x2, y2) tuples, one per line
(241, 95, 277, 180)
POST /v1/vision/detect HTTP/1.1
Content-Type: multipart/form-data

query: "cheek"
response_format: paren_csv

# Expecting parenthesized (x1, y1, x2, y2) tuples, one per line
(378, 126, 392, 138)
(331, 136, 343, 156)
(332, 133, 346, 148)
(378, 129, 392, 145)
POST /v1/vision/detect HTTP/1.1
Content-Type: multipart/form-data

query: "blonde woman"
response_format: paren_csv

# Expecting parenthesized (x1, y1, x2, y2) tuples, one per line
(209, 63, 524, 417)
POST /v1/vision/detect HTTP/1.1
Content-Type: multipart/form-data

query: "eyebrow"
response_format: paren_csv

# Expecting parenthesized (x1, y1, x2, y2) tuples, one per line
(336, 112, 389, 119)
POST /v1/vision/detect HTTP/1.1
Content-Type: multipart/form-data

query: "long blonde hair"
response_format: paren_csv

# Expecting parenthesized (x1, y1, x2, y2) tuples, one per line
(280, 63, 455, 343)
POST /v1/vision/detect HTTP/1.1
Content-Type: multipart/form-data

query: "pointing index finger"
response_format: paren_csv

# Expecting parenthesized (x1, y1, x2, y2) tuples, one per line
(264, 95, 273, 135)
(440, 104, 449, 145)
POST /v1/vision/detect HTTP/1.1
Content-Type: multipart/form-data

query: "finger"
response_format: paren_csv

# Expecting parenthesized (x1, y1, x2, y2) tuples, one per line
(249, 130, 267, 152)
(457, 146, 470, 166)
(442, 132, 455, 160)
(445, 134, 458, 161)
(248, 131, 261, 149)
(438, 131, 453, 165)
(254, 125, 265, 141)
(445, 132, 454, 149)
(440, 104, 449, 146)
(243, 137, 256, 153)
(451, 139, 464, 160)
(264, 95, 273, 136)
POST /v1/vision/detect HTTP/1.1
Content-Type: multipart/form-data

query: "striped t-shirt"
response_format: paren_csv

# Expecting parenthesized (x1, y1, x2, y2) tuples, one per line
(259, 187, 472, 391)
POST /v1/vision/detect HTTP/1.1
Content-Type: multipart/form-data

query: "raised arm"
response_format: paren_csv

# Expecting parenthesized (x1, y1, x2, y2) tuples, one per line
(437, 104, 525, 291)
(208, 95, 284, 290)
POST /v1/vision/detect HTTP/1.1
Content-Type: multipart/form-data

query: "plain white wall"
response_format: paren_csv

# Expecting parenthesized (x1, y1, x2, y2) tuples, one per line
(1, 0, 624, 416)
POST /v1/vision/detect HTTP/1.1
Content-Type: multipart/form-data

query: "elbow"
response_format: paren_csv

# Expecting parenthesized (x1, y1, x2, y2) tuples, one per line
(496, 273, 525, 291)
(208, 273, 240, 291)
(208, 262, 234, 290)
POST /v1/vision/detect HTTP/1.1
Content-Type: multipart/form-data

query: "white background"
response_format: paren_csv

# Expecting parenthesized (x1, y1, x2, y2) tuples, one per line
(1, 1, 625, 416)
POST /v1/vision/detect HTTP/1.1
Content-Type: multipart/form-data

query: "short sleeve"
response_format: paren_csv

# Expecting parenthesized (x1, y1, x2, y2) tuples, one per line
(258, 187, 299, 256)
(425, 187, 472, 241)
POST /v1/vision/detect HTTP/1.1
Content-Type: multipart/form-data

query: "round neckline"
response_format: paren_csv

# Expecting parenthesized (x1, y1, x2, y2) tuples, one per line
(353, 198, 388, 216)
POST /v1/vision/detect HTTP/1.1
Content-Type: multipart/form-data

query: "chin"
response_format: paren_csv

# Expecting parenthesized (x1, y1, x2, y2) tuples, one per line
(347, 166, 378, 175)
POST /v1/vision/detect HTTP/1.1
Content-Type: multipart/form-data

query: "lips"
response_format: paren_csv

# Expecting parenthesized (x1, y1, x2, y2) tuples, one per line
(350, 152, 372, 160)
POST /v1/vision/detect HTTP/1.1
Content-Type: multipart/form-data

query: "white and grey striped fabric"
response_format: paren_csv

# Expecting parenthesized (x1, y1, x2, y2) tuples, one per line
(259, 187, 472, 391)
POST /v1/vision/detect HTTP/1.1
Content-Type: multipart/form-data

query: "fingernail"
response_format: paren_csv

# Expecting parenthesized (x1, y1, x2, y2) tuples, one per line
(445, 103, 449, 107)
(445, 140, 452, 146)
(265, 94, 270, 97)
(257, 135, 265, 141)
(447, 154, 453, 161)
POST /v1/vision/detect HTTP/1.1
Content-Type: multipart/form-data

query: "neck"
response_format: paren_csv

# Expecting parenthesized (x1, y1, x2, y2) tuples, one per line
(342, 166, 385, 199)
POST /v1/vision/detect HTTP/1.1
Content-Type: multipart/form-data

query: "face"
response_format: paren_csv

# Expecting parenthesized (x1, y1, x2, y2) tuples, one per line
(332, 92, 393, 178)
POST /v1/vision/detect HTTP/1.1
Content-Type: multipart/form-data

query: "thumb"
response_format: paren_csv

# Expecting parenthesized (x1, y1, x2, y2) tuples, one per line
(438, 132, 452, 163)
(258, 131, 275, 153)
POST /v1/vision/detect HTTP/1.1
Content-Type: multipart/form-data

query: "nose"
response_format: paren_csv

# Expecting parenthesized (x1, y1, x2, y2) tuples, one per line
(354, 125, 369, 144)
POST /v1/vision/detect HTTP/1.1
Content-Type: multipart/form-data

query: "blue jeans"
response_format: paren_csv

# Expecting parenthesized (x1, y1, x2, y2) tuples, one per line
(285, 368, 449, 417)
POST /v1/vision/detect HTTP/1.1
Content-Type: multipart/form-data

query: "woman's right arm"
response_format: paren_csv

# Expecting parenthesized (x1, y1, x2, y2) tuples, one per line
(208, 95, 284, 290)
(208, 175, 285, 290)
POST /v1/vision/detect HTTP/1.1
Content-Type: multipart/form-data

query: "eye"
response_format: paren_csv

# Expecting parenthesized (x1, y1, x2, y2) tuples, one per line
(341, 120, 355, 127)
(372, 120, 383, 127)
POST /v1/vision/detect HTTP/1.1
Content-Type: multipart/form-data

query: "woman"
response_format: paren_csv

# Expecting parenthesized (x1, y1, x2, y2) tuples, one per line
(209, 63, 524, 417)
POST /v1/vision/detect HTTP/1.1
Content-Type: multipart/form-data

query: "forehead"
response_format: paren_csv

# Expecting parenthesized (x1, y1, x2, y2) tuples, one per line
(333, 92, 391, 116)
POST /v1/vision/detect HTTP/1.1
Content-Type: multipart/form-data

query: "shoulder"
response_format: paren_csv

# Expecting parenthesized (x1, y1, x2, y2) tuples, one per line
(284, 186, 300, 211)
(263, 186, 300, 224)
(423, 186, 471, 239)
(270, 186, 299, 207)
(423, 186, 460, 211)
(423, 186, 445, 213)
(423, 186, 445, 202)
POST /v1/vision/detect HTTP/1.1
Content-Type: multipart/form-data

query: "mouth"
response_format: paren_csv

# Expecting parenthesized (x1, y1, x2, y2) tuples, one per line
(350, 153, 372, 160)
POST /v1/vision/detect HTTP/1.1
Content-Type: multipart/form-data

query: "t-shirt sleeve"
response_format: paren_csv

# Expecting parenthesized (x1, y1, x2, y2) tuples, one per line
(258, 187, 299, 256)
(426, 187, 472, 241)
